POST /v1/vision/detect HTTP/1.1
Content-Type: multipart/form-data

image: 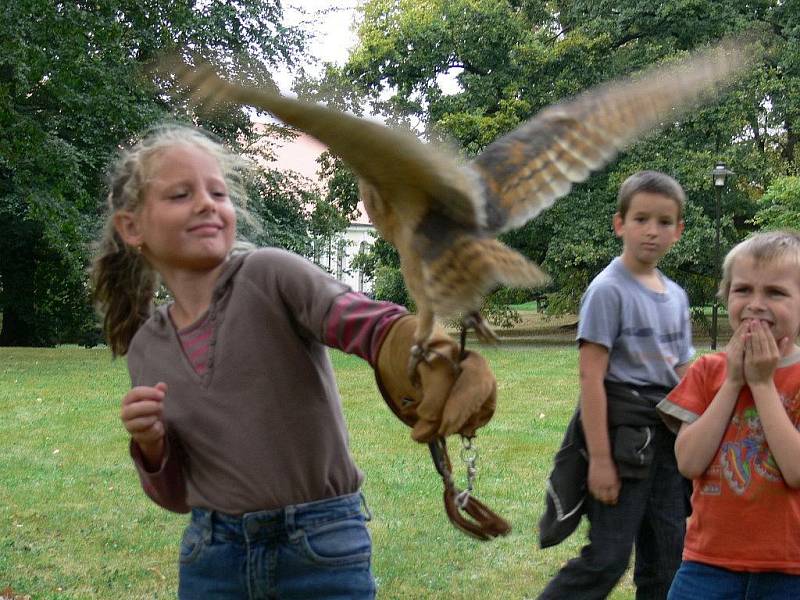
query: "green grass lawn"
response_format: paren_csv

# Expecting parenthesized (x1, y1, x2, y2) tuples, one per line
(0, 345, 642, 599)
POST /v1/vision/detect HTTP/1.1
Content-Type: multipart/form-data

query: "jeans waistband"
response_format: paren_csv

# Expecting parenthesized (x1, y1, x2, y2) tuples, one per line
(190, 491, 369, 544)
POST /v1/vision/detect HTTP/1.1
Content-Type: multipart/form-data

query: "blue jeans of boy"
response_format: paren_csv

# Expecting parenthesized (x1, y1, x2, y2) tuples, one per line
(668, 561, 800, 600)
(538, 425, 688, 600)
(178, 491, 376, 599)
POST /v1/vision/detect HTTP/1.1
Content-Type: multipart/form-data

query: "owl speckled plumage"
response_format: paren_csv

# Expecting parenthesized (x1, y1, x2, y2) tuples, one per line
(161, 38, 753, 371)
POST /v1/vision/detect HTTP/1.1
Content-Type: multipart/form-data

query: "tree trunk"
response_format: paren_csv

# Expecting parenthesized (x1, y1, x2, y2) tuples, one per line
(783, 117, 797, 168)
(0, 227, 49, 347)
(0, 306, 33, 346)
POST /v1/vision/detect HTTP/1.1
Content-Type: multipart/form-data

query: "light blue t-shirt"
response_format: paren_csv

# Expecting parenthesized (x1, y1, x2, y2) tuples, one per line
(577, 257, 694, 388)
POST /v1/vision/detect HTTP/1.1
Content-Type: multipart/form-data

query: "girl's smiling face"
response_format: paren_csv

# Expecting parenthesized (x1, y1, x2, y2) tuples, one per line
(727, 255, 800, 356)
(124, 143, 237, 274)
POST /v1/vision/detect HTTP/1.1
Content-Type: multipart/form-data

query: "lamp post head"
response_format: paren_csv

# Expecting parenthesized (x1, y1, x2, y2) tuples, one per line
(711, 162, 735, 188)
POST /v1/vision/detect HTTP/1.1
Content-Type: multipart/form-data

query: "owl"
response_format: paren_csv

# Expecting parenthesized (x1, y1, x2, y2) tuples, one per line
(160, 37, 753, 376)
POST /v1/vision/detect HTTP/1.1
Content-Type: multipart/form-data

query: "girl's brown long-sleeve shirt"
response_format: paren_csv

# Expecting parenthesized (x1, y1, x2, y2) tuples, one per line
(127, 248, 406, 514)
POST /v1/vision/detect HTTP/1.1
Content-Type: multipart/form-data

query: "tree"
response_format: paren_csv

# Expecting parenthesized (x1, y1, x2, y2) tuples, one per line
(751, 176, 800, 230)
(311, 0, 799, 312)
(315, 150, 362, 222)
(0, 0, 305, 345)
(244, 167, 316, 255)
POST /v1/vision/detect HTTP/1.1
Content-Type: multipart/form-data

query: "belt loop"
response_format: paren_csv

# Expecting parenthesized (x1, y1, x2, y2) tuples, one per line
(360, 492, 373, 522)
(195, 508, 213, 543)
(284, 504, 297, 534)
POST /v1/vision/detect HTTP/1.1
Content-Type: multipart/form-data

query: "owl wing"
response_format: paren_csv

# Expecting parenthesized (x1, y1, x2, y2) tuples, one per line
(470, 37, 755, 235)
(163, 58, 483, 230)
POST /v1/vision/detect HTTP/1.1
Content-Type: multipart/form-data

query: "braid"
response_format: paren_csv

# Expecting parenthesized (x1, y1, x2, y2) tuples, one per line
(91, 148, 158, 356)
(91, 224, 157, 356)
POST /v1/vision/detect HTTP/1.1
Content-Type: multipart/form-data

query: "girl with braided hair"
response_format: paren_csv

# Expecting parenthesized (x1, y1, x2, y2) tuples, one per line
(91, 123, 497, 599)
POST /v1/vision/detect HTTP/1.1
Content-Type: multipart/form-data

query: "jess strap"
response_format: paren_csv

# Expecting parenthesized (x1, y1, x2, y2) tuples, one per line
(428, 435, 511, 540)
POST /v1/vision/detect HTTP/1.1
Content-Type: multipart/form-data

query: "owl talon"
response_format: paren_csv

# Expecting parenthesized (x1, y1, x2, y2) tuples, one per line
(408, 342, 462, 388)
(408, 344, 425, 388)
(462, 313, 499, 345)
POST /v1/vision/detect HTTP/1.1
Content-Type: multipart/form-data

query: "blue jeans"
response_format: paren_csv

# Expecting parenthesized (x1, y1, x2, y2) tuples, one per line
(538, 425, 688, 600)
(178, 491, 376, 599)
(668, 561, 800, 600)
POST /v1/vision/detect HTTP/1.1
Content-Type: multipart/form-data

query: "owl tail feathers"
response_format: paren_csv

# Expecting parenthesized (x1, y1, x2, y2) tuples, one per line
(482, 240, 550, 291)
(427, 238, 550, 320)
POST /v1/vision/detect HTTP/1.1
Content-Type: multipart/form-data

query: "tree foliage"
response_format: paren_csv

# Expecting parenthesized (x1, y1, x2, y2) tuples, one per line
(316, 150, 362, 221)
(243, 167, 315, 255)
(6, 2, 800, 344)
(0, 0, 306, 345)
(314, 0, 800, 314)
(751, 176, 800, 230)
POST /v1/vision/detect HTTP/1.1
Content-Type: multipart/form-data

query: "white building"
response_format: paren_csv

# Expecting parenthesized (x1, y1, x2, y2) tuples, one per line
(338, 222, 375, 294)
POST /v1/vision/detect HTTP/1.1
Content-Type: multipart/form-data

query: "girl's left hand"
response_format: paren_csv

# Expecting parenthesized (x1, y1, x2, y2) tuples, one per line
(744, 320, 786, 385)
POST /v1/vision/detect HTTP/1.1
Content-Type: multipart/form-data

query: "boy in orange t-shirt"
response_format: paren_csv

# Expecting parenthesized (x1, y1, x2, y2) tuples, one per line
(658, 230, 800, 599)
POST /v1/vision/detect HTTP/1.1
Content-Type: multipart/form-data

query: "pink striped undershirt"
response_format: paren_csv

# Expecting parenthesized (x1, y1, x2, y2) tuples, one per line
(176, 312, 214, 375)
(324, 291, 407, 365)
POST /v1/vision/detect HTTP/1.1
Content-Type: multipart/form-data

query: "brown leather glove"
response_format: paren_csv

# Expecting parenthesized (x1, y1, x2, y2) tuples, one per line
(376, 315, 497, 442)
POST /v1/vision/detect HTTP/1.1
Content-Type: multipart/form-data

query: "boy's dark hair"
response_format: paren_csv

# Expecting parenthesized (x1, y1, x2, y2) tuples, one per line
(617, 170, 686, 221)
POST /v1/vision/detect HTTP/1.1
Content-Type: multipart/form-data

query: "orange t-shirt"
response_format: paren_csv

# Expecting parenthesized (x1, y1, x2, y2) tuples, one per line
(661, 352, 800, 574)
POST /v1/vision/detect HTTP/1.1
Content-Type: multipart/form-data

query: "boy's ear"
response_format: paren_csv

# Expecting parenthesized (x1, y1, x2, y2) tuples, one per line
(612, 212, 624, 237)
(113, 210, 144, 249)
(674, 219, 685, 240)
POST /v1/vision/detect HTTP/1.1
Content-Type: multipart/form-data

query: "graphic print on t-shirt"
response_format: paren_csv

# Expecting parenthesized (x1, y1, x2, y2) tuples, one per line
(719, 390, 800, 495)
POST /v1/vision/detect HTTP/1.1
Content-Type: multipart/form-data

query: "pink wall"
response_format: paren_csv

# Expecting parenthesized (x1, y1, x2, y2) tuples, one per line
(266, 130, 370, 225)
(268, 132, 327, 180)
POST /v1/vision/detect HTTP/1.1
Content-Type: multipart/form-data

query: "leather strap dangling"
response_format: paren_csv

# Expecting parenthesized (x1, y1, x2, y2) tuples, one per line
(428, 437, 511, 540)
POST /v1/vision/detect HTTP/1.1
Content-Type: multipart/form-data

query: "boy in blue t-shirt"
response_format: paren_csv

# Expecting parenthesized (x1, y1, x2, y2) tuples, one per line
(538, 171, 694, 599)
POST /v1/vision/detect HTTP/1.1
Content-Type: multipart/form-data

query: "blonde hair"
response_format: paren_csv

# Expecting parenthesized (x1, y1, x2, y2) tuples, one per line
(91, 124, 250, 356)
(718, 229, 800, 302)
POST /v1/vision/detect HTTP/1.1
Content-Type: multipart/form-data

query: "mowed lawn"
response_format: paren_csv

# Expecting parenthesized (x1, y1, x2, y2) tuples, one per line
(0, 345, 642, 599)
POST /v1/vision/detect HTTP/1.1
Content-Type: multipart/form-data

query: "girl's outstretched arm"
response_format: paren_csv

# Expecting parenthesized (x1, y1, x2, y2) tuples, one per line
(323, 292, 497, 440)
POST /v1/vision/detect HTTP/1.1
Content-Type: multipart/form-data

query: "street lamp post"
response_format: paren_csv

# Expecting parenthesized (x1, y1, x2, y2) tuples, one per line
(710, 162, 734, 350)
